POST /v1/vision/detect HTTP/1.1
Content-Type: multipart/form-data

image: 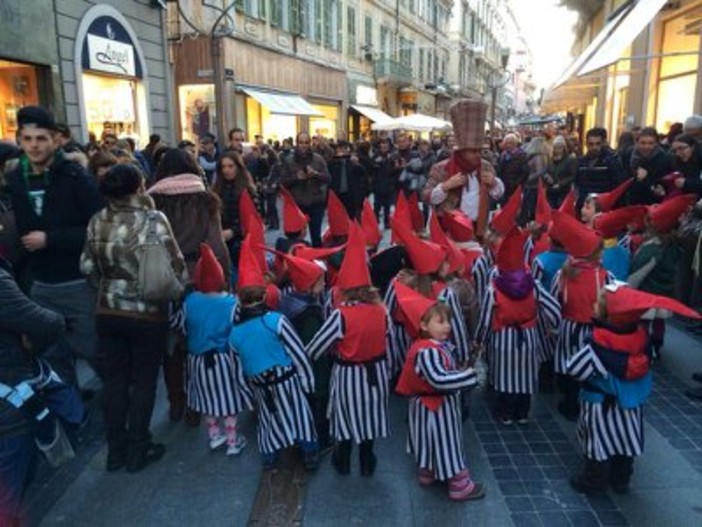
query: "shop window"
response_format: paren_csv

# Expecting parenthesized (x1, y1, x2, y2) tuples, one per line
(83, 72, 146, 144)
(0, 59, 41, 141)
(659, 12, 700, 79)
(656, 75, 697, 132)
(364, 16, 373, 49)
(309, 104, 338, 139)
(179, 84, 216, 142)
(346, 6, 356, 57)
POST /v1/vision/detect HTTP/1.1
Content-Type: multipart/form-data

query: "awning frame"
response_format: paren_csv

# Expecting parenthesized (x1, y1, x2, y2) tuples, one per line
(240, 86, 324, 117)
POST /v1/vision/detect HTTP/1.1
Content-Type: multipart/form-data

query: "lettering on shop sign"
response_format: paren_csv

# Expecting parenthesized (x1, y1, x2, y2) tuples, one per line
(87, 34, 136, 77)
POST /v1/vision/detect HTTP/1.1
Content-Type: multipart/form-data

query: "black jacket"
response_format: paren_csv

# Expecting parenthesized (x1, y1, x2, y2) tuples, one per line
(371, 152, 396, 196)
(674, 146, 702, 197)
(575, 147, 626, 208)
(626, 146, 674, 205)
(0, 265, 65, 438)
(7, 153, 103, 283)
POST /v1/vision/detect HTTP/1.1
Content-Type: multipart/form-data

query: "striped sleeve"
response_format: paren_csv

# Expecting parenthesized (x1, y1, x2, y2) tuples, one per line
(471, 254, 490, 300)
(279, 315, 315, 393)
(531, 257, 545, 286)
(566, 344, 608, 382)
(170, 301, 186, 334)
(383, 280, 403, 366)
(306, 309, 345, 361)
(535, 282, 562, 333)
(416, 347, 478, 391)
(524, 237, 534, 266)
(550, 269, 563, 301)
(440, 287, 470, 362)
(474, 286, 495, 346)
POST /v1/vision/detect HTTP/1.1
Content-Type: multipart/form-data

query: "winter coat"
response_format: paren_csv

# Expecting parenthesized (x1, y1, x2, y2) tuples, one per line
(627, 146, 675, 205)
(497, 148, 529, 201)
(280, 150, 331, 208)
(80, 194, 188, 317)
(575, 147, 626, 207)
(371, 152, 397, 196)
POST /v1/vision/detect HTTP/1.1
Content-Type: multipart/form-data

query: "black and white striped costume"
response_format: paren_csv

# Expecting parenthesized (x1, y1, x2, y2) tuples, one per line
(384, 280, 470, 373)
(231, 316, 317, 455)
(475, 281, 561, 394)
(550, 269, 615, 374)
(306, 306, 391, 443)
(187, 352, 254, 417)
(471, 249, 495, 301)
(567, 345, 645, 461)
(406, 345, 477, 481)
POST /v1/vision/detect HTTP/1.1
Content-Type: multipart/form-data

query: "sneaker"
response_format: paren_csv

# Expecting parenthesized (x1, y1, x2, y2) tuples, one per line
(126, 442, 166, 473)
(500, 417, 514, 426)
(449, 481, 485, 501)
(418, 468, 436, 487)
(517, 417, 530, 425)
(209, 434, 227, 451)
(226, 436, 247, 456)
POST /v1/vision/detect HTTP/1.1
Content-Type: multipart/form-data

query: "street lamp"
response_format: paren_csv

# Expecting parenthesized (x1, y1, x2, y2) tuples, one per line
(488, 47, 511, 133)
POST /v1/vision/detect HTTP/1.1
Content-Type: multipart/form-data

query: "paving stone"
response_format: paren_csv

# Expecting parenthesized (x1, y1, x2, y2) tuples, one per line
(498, 480, 526, 496)
(519, 466, 546, 481)
(542, 466, 571, 479)
(488, 454, 512, 467)
(507, 443, 532, 454)
(484, 443, 508, 454)
(529, 442, 554, 454)
(568, 510, 600, 526)
(512, 454, 538, 467)
(493, 468, 520, 481)
(668, 438, 697, 450)
(521, 480, 551, 496)
(596, 510, 629, 526)
(511, 512, 542, 527)
(505, 496, 535, 512)
(586, 494, 618, 511)
(534, 453, 561, 466)
(531, 496, 562, 511)
(538, 511, 570, 525)
(477, 432, 502, 444)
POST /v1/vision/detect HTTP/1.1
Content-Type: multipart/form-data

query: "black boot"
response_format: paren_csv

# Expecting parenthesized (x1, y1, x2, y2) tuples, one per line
(331, 440, 352, 475)
(126, 442, 166, 473)
(570, 458, 608, 497)
(359, 440, 377, 477)
(609, 455, 634, 494)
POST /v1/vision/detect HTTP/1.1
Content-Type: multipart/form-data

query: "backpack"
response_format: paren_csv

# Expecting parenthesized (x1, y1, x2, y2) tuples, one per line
(136, 211, 185, 303)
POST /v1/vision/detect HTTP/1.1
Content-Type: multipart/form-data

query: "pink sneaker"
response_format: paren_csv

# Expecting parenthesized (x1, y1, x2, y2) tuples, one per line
(418, 468, 436, 486)
(448, 470, 486, 501)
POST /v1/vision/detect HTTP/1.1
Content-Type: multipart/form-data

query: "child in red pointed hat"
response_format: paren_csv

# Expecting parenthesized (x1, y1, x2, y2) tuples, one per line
(474, 228, 562, 425)
(394, 281, 485, 501)
(229, 236, 320, 471)
(361, 198, 382, 253)
(567, 284, 701, 497)
(580, 179, 633, 226)
(183, 244, 253, 456)
(306, 221, 390, 477)
(525, 179, 553, 265)
(322, 190, 351, 245)
(627, 194, 697, 359)
(408, 192, 425, 232)
(592, 206, 647, 281)
(550, 211, 615, 420)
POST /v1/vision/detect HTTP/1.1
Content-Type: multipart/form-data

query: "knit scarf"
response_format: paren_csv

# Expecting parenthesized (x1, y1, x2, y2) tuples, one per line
(147, 173, 205, 195)
(445, 151, 490, 239)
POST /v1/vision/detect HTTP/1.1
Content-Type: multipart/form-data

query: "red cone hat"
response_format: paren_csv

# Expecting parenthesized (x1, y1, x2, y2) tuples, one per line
(491, 185, 522, 235)
(604, 284, 702, 325)
(292, 244, 346, 261)
(237, 234, 265, 289)
(441, 210, 474, 242)
(239, 190, 260, 236)
(596, 179, 633, 212)
(551, 210, 602, 259)
(392, 215, 447, 275)
(194, 243, 226, 293)
(593, 206, 647, 239)
(558, 188, 577, 218)
(647, 194, 697, 232)
(327, 190, 350, 238)
(496, 227, 528, 273)
(336, 221, 371, 290)
(248, 213, 267, 273)
(391, 192, 414, 244)
(281, 187, 309, 233)
(408, 192, 425, 232)
(535, 179, 552, 226)
(361, 198, 382, 247)
(263, 247, 324, 292)
(429, 213, 464, 274)
(394, 280, 438, 336)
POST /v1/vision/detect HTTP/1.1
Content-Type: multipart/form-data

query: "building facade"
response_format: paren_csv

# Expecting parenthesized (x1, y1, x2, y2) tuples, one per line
(544, 0, 702, 143)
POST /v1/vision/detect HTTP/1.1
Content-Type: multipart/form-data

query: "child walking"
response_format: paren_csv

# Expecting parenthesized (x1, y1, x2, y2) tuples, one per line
(183, 244, 252, 455)
(306, 222, 390, 476)
(228, 235, 319, 470)
(394, 281, 484, 501)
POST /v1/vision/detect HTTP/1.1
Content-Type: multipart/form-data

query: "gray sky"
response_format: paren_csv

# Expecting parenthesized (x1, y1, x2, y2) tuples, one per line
(510, 0, 579, 89)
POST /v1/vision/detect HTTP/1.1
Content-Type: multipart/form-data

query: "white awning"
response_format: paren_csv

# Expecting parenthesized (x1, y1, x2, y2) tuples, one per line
(350, 105, 394, 125)
(372, 113, 452, 132)
(579, 0, 668, 75)
(241, 87, 323, 117)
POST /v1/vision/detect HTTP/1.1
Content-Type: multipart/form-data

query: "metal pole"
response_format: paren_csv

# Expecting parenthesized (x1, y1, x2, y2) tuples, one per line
(211, 2, 239, 145)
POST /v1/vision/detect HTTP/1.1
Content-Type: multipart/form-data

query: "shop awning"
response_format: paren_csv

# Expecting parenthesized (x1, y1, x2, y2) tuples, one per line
(241, 87, 323, 117)
(579, 0, 668, 75)
(350, 105, 394, 125)
(371, 113, 452, 132)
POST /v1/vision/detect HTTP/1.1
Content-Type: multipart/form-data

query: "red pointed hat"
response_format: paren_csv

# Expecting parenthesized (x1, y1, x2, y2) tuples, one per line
(281, 187, 309, 233)
(535, 179, 552, 226)
(496, 227, 528, 272)
(336, 221, 371, 290)
(194, 243, 226, 293)
(394, 280, 439, 336)
(441, 210, 474, 242)
(391, 192, 414, 243)
(248, 213, 267, 273)
(595, 179, 633, 212)
(558, 188, 577, 218)
(551, 210, 602, 259)
(361, 198, 382, 247)
(647, 194, 697, 232)
(593, 206, 647, 239)
(263, 247, 325, 292)
(429, 213, 464, 274)
(291, 244, 346, 261)
(604, 284, 702, 325)
(237, 234, 266, 289)
(408, 192, 425, 232)
(491, 185, 522, 235)
(327, 190, 351, 238)
(239, 190, 260, 236)
(392, 215, 447, 275)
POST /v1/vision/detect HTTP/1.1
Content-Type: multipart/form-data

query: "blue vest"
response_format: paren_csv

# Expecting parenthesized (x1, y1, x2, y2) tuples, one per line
(602, 245, 630, 282)
(535, 251, 568, 289)
(581, 371, 652, 409)
(184, 292, 237, 355)
(228, 312, 292, 377)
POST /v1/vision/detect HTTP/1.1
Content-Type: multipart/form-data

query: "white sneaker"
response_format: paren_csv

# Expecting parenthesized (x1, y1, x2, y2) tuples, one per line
(226, 436, 247, 456)
(209, 434, 227, 450)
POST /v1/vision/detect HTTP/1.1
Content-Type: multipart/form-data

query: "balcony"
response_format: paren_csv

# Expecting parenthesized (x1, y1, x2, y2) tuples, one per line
(374, 58, 413, 86)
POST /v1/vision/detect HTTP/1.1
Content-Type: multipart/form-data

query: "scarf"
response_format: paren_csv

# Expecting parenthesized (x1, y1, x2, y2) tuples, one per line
(494, 269, 534, 300)
(445, 152, 490, 239)
(147, 173, 206, 195)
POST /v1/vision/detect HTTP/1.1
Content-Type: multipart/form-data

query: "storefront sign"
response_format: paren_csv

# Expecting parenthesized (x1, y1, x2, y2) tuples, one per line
(81, 16, 143, 79)
(355, 85, 378, 106)
(87, 34, 135, 77)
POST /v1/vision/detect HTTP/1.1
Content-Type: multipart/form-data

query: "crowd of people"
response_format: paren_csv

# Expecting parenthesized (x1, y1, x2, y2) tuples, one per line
(1, 100, 702, 525)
